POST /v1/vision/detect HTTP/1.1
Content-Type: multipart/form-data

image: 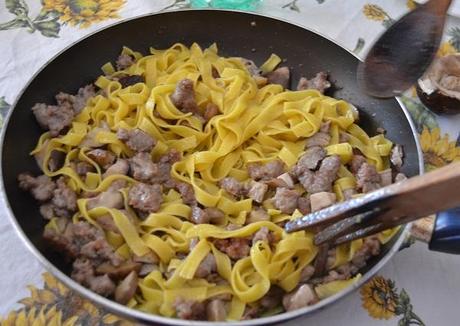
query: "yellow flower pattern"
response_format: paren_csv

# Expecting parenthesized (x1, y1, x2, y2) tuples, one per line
(437, 41, 458, 57)
(361, 276, 397, 319)
(0, 273, 130, 326)
(362, 4, 387, 21)
(420, 127, 460, 171)
(43, 0, 125, 28)
(361, 277, 425, 325)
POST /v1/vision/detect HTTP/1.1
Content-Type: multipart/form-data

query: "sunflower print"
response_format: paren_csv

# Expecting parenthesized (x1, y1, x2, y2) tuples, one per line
(43, 0, 125, 29)
(361, 276, 398, 319)
(420, 127, 460, 171)
(361, 276, 425, 326)
(0, 273, 131, 326)
(406, 0, 418, 10)
(362, 4, 395, 28)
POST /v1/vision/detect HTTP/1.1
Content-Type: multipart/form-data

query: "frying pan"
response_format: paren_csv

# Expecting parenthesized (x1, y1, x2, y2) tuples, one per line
(0, 9, 453, 326)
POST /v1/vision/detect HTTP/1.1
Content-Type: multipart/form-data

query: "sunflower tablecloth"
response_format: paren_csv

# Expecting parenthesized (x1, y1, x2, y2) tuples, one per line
(1, 0, 460, 325)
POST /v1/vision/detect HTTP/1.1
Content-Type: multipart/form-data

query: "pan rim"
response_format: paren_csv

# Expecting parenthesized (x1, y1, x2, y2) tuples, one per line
(0, 8, 423, 326)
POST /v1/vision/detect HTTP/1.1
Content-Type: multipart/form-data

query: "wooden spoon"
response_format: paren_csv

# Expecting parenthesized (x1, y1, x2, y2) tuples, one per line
(358, 0, 453, 98)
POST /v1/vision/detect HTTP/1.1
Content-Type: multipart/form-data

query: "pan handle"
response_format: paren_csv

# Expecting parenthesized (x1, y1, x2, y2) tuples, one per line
(428, 207, 460, 254)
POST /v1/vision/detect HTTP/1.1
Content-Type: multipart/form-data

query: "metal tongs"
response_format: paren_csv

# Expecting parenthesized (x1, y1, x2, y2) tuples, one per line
(285, 162, 460, 246)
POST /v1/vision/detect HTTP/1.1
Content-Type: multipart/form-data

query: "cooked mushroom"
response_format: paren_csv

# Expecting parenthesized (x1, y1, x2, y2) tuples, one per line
(115, 271, 138, 304)
(417, 53, 460, 115)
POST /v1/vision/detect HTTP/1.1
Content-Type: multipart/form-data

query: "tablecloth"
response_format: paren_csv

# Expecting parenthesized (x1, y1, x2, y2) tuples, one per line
(1, 0, 460, 325)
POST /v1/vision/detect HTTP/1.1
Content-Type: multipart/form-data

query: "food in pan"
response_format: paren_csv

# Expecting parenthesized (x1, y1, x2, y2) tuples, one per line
(18, 43, 406, 321)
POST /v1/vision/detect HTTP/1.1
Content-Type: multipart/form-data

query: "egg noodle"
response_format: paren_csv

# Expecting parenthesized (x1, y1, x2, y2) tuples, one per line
(32, 43, 398, 320)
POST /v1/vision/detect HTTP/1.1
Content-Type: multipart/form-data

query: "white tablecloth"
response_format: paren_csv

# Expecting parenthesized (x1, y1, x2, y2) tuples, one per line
(1, 1, 460, 325)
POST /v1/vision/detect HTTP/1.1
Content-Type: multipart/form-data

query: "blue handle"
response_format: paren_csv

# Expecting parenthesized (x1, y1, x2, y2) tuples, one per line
(429, 207, 460, 255)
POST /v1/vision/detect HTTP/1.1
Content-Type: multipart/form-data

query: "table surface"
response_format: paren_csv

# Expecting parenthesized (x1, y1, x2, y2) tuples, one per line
(1, 1, 460, 325)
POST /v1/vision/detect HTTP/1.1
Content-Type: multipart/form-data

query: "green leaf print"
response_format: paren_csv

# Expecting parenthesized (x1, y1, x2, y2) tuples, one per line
(447, 27, 460, 51)
(352, 38, 365, 54)
(282, 0, 300, 12)
(398, 96, 439, 133)
(0, 97, 11, 130)
(5, 0, 29, 16)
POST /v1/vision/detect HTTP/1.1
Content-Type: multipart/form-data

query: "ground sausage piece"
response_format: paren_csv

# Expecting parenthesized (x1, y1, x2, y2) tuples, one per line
(150, 149, 181, 186)
(45, 221, 119, 263)
(390, 144, 404, 169)
(282, 284, 318, 311)
(80, 238, 121, 266)
(219, 177, 245, 197)
(128, 183, 163, 213)
(118, 75, 145, 88)
(356, 162, 381, 193)
(175, 182, 196, 205)
(247, 160, 285, 181)
(71, 258, 95, 284)
(206, 299, 227, 321)
(195, 253, 217, 278)
(129, 152, 158, 182)
(174, 298, 206, 320)
(72, 259, 113, 293)
(39, 203, 55, 220)
(349, 155, 367, 174)
(191, 206, 210, 224)
(73, 85, 96, 114)
(247, 181, 268, 203)
(265, 67, 290, 89)
(32, 103, 74, 136)
(297, 72, 331, 94)
(214, 238, 251, 260)
(292, 147, 326, 175)
(52, 177, 77, 213)
(116, 54, 135, 70)
(273, 187, 300, 214)
(18, 173, 56, 202)
(87, 149, 116, 169)
(117, 128, 156, 153)
(305, 155, 341, 194)
(297, 169, 315, 190)
(204, 103, 220, 121)
(306, 132, 331, 148)
(89, 274, 116, 297)
(171, 79, 198, 114)
(297, 196, 311, 215)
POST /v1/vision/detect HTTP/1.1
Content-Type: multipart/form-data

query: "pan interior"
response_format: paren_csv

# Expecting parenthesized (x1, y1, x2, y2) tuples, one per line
(1, 9, 420, 323)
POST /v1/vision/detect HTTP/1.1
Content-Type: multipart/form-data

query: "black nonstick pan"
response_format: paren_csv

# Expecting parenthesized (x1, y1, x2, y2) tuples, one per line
(0, 9, 433, 326)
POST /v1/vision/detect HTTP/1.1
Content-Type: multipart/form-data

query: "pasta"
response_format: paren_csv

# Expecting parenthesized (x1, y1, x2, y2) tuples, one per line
(21, 43, 402, 321)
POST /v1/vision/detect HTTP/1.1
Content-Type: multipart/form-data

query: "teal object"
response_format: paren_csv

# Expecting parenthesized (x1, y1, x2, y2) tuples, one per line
(190, 0, 210, 8)
(190, 0, 261, 10)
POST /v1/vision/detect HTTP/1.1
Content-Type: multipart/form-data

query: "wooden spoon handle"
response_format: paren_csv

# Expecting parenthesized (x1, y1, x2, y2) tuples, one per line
(426, 0, 453, 16)
(377, 161, 460, 224)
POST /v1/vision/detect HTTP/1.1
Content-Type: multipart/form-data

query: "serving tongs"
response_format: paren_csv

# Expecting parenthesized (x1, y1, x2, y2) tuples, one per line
(285, 162, 460, 254)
